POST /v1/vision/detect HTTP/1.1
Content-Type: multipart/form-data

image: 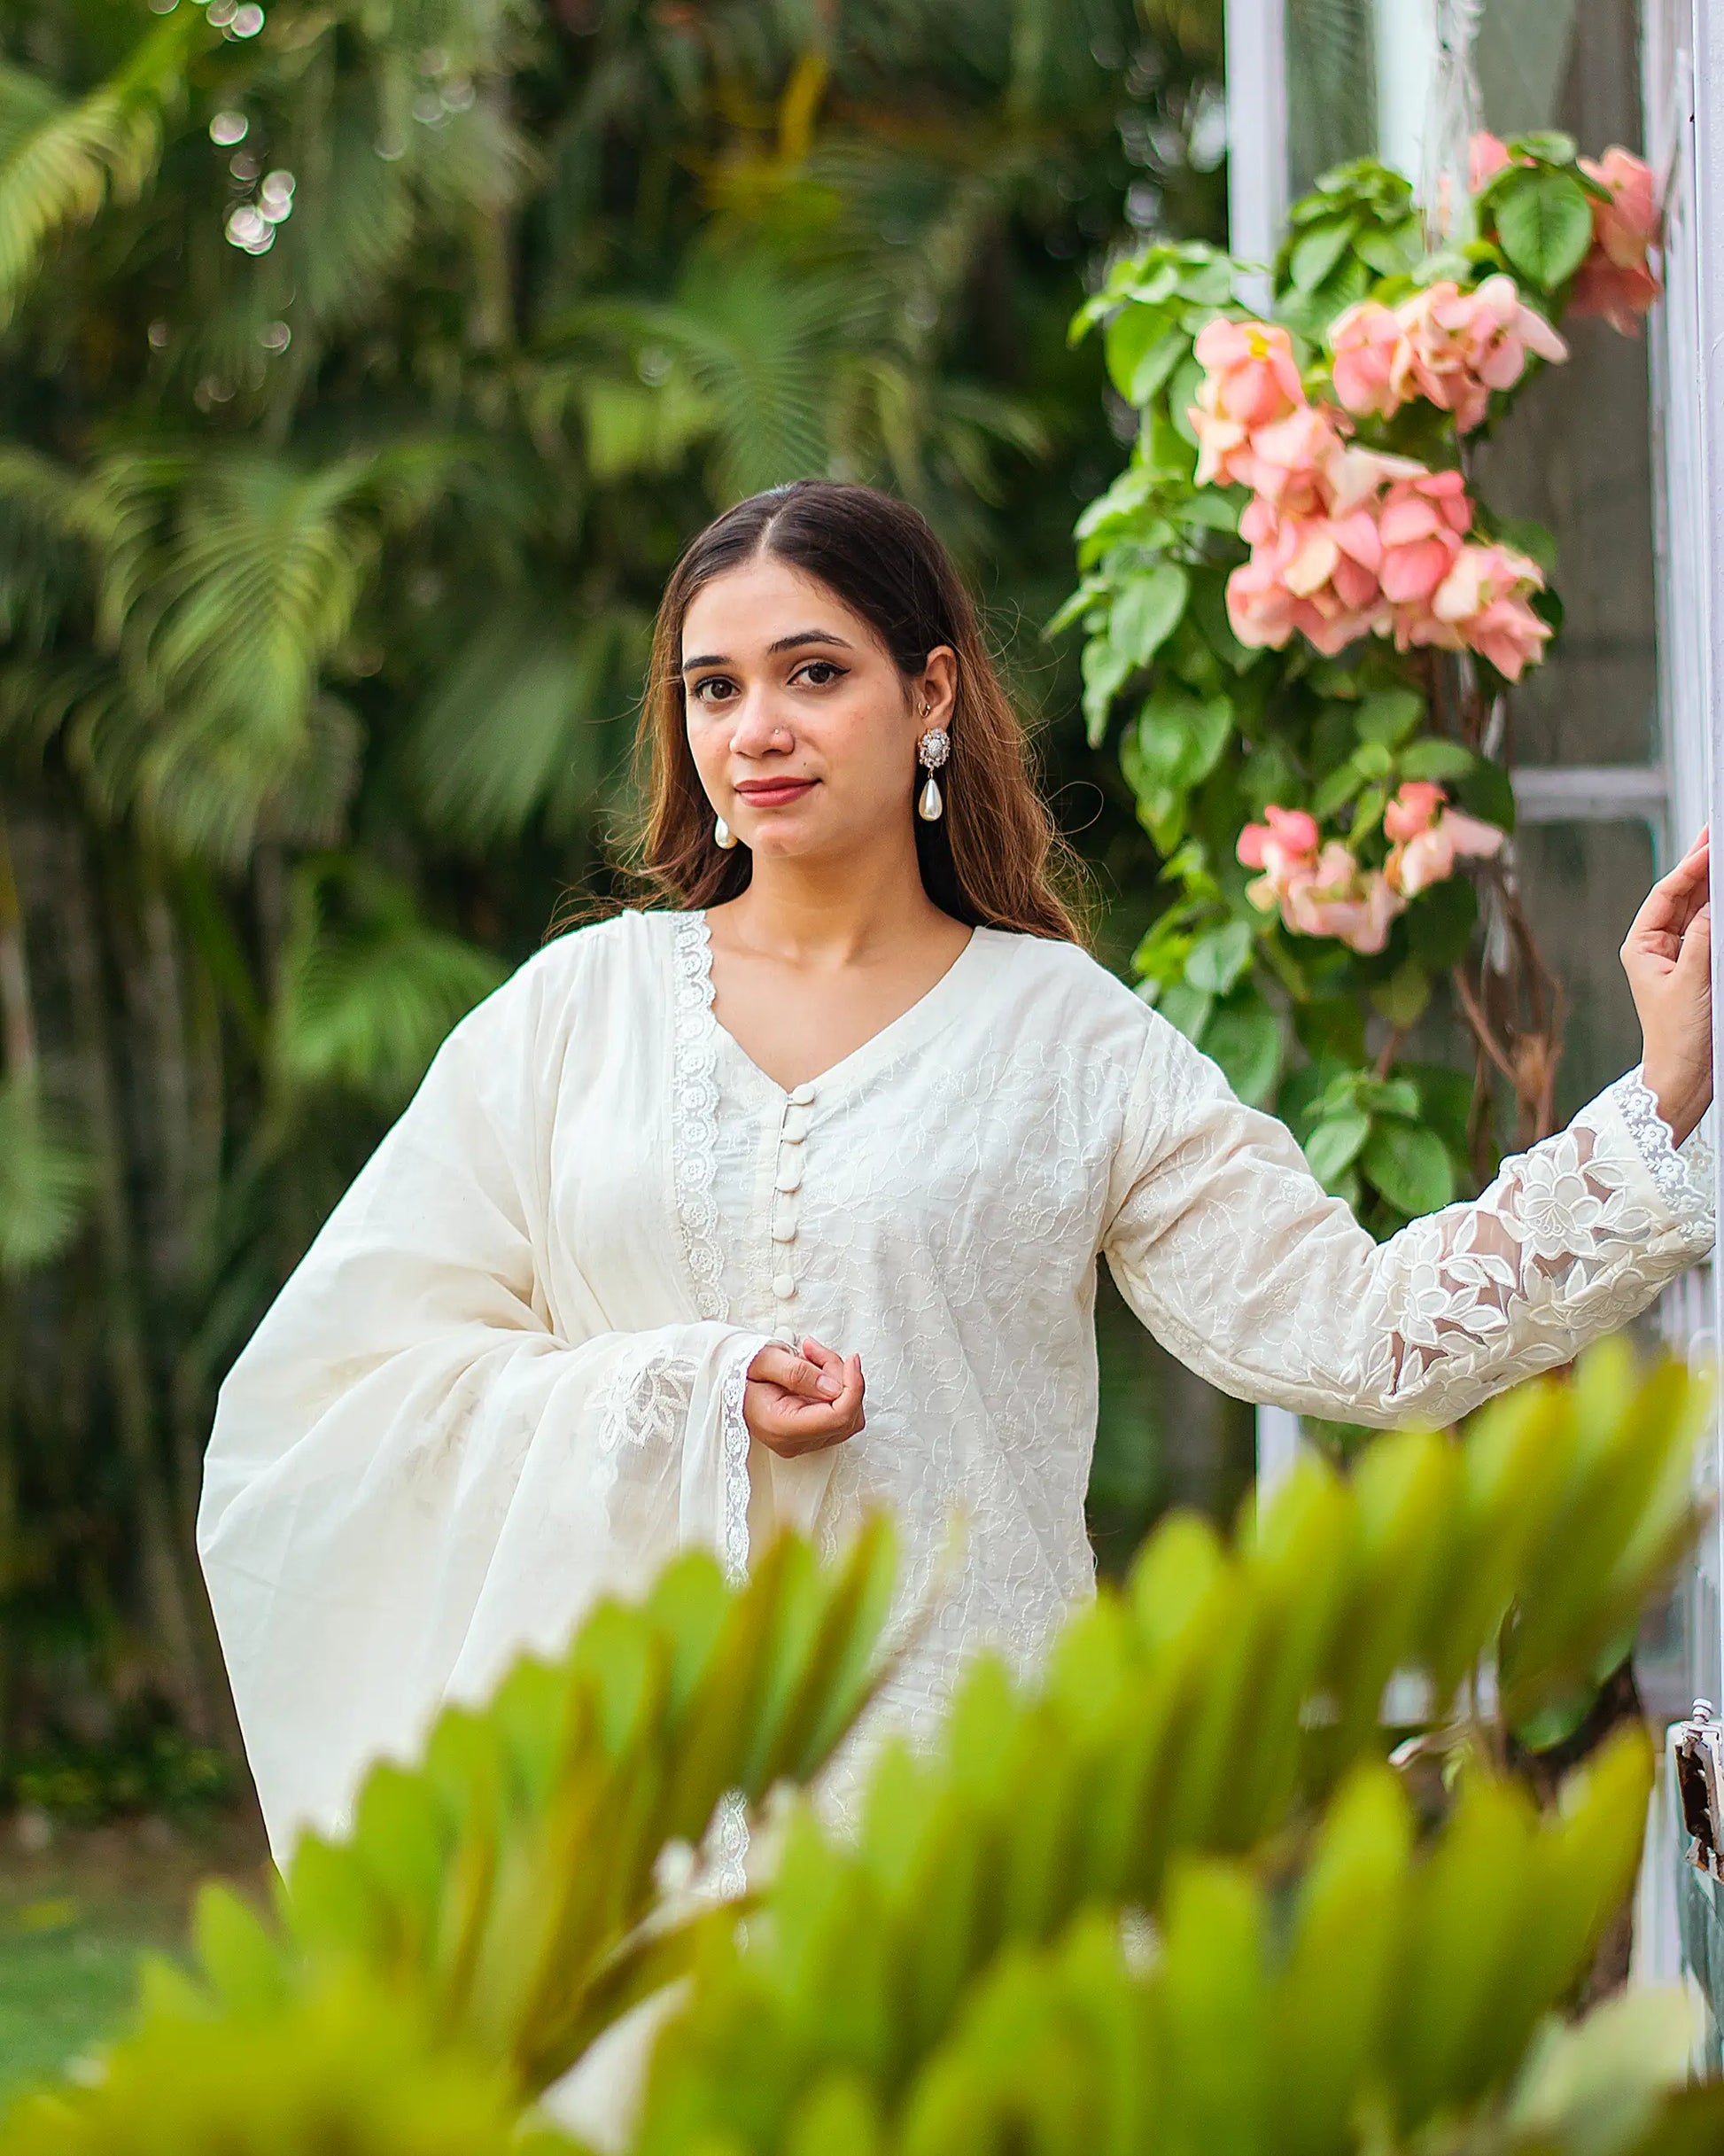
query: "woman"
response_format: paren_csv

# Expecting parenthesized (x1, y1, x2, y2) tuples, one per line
(199, 479, 1715, 1870)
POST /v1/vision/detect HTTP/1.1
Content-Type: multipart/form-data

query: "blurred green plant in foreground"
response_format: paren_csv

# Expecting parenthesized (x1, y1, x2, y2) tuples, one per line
(3, 1341, 1720, 2154)
(0, 0, 1224, 1771)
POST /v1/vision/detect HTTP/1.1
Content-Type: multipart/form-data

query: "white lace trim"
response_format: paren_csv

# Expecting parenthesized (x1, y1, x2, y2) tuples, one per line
(672, 915, 755, 1587)
(1611, 1064, 1714, 1236)
(671, 914, 727, 1322)
(720, 1345, 752, 1586)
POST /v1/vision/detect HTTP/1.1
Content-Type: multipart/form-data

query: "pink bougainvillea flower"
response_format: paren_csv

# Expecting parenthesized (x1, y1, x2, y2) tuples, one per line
(1382, 780, 1448, 844)
(1239, 814, 1405, 954)
(1376, 467, 1472, 606)
(1469, 130, 1515, 191)
(1397, 276, 1567, 432)
(1286, 844, 1404, 953)
(1193, 317, 1306, 425)
(1571, 147, 1663, 333)
(1239, 402, 1343, 517)
(1419, 541, 1552, 681)
(1190, 317, 1307, 485)
(1226, 510, 1386, 657)
(1329, 300, 1413, 420)
(1238, 802, 1319, 873)
(1382, 781, 1505, 897)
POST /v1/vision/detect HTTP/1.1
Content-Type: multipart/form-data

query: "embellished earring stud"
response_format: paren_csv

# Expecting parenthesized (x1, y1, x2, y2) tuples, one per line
(714, 813, 739, 850)
(917, 725, 951, 823)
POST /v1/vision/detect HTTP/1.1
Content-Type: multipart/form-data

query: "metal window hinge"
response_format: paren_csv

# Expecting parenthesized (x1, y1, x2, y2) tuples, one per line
(1678, 1698, 1724, 1880)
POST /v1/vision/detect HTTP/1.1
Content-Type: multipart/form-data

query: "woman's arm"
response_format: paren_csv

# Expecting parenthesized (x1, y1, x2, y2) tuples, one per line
(1101, 841, 1714, 1428)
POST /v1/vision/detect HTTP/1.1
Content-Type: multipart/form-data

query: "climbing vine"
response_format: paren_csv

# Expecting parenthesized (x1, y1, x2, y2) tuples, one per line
(1062, 134, 1661, 1234)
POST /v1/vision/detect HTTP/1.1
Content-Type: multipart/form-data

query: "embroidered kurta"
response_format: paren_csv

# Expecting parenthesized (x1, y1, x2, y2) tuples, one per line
(199, 906, 1715, 1859)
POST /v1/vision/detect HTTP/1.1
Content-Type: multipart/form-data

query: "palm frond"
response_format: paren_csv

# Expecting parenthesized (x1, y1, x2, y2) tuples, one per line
(0, 12, 208, 326)
(273, 859, 507, 1107)
(407, 603, 647, 847)
(0, 1079, 92, 1275)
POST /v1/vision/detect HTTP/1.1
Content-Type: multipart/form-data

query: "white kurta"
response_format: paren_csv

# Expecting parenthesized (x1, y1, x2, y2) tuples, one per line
(199, 906, 1715, 1859)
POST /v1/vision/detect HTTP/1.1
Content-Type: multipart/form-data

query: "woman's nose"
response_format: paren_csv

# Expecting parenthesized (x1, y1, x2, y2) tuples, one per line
(727, 692, 790, 756)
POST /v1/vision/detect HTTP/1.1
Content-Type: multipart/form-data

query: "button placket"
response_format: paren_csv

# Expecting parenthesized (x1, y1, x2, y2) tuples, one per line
(769, 1083, 813, 1339)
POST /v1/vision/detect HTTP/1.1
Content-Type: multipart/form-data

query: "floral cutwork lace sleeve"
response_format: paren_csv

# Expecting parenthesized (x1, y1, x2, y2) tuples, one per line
(1102, 1024, 1715, 1430)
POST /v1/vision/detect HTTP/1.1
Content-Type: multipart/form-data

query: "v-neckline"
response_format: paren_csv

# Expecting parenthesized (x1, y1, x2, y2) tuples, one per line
(677, 909, 991, 1104)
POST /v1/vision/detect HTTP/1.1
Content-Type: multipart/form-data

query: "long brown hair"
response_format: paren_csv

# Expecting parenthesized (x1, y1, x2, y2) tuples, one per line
(626, 480, 1088, 943)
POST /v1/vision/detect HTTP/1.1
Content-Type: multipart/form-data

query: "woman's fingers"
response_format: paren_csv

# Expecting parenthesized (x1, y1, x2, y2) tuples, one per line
(748, 1341, 843, 1399)
(745, 1344, 865, 1456)
(1625, 843, 1711, 969)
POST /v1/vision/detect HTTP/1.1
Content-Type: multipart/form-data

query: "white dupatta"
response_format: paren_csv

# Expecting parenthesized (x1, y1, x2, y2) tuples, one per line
(198, 915, 773, 1863)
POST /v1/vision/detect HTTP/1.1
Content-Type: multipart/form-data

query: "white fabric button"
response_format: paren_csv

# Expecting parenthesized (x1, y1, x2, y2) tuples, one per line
(771, 1211, 797, 1243)
(774, 1157, 803, 1193)
(780, 1108, 811, 1145)
(789, 1081, 817, 1106)
(773, 1272, 796, 1300)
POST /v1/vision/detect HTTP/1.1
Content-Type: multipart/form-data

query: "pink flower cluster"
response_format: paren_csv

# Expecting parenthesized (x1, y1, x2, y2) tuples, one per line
(1237, 805, 1401, 953)
(1382, 780, 1504, 895)
(1329, 276, 1566, 433)
(1238, 785, 1506, 953)
(1472, 135, 1662, 332)
(1193, 317, 1555, 677)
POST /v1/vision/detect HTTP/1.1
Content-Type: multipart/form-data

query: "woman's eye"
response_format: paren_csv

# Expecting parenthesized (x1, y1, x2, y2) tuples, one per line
(693, 678, 734, 704)
(798, 660, 845, 687)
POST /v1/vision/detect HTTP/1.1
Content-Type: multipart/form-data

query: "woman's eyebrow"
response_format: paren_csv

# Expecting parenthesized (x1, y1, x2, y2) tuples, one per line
(680, 628, 854, 673)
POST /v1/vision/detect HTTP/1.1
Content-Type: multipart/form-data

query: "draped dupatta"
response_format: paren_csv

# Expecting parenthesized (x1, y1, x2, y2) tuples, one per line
(198, 914, 770, 1862)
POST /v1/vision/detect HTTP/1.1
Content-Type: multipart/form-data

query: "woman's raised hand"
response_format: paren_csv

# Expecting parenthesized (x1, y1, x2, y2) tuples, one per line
(745, 1335, 866, 1457)
(1622, 827, 1713, 1147)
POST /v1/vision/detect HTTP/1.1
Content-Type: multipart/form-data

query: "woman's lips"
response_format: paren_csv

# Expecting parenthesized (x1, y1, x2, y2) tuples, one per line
(734, 779, 817, 808)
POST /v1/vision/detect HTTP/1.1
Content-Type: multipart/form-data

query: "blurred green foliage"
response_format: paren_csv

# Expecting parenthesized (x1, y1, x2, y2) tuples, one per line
(0, 0, 1225, 1767)
(0, 1343, 1717, 2153)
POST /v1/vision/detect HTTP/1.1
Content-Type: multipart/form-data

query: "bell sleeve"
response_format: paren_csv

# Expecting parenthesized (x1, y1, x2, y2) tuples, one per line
(197, 946, 769, 1862)
(1100, 1015, 1714, 1430)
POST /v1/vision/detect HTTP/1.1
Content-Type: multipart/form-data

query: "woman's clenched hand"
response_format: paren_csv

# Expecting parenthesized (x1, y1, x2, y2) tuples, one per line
(744, 1335, 866, 1457)
(1622, 827, 1712, 1147)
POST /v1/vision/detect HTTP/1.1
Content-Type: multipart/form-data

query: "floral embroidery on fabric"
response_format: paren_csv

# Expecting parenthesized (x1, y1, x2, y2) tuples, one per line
(594, 1341, 692, 1502)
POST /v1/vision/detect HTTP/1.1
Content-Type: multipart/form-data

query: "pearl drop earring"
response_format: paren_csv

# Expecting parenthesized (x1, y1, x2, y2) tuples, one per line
(916, 710, 950, 824)
(714, 814, 738, 850)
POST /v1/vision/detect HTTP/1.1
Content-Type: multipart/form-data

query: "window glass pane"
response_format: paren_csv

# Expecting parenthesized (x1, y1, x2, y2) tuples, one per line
(1284, 0, 1377, 198)
(1470, 0, 1656, 767)
(1511, 821, 1652, 1118)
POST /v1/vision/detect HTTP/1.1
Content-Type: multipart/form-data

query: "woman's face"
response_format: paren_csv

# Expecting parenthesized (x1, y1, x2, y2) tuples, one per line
(680, 554, 954, 864)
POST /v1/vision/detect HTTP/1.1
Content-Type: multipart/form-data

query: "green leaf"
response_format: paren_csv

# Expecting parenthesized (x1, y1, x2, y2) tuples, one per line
(1397, 738, 1475, 782)
(1408, 876, 1479, 969)
(1511, 129, 1580, 168)
(1158, 982, 1214, 1043)
(1082, 638, 1132, 748)
(1044, 580, 1104, 639)
(1289, 216, 1360, 293)
(1184, 920, 1254, 996)
(1167, 354, 1207, 446)
(1361, 1120, 1456, 1217)
(1311, 760, 1365, 819)
(1136, 685, 1232, 790)
(1355, 689, 1425, 748)
(1495, 170, 1595, 289)
(1304, 1111, 1371, 1189)
(1110, 564, 1192, 667)
(1203, 1001, 1281, 1107)
(1370, 961, 1431, 1029)
(1352, 739, 1393, 780)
